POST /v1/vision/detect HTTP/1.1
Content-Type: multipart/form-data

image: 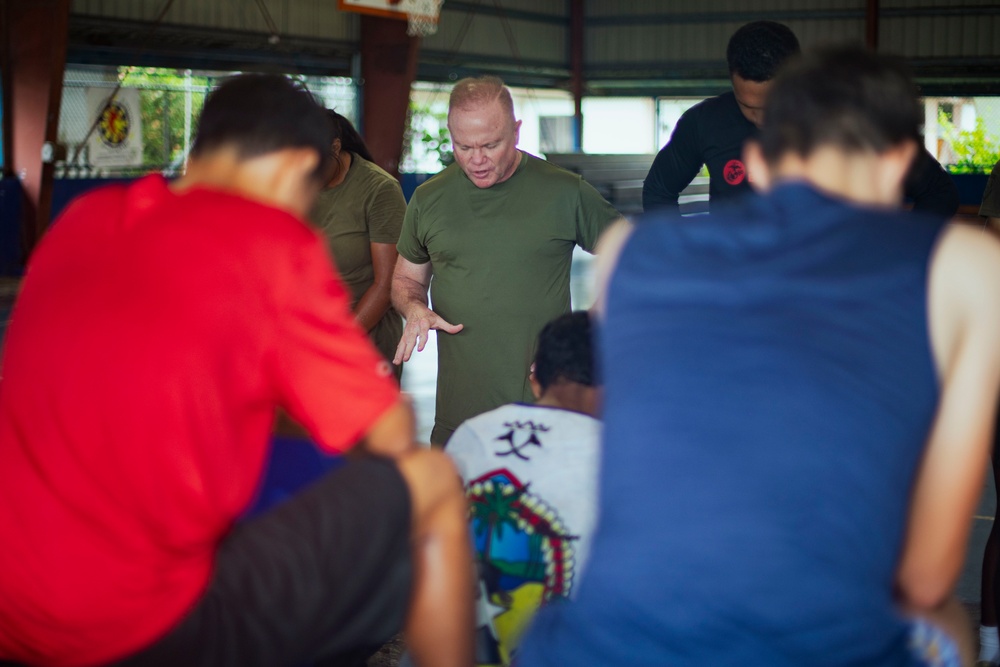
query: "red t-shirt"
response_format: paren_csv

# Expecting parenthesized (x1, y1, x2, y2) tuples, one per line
(0, 176, 399, 665)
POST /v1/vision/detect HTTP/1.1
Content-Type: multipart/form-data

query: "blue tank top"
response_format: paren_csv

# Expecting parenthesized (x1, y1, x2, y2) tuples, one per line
(519, 183, 947, 667)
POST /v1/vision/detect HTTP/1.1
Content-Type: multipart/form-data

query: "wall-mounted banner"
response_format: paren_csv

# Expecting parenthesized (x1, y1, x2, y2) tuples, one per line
(86, 88, 143, 168)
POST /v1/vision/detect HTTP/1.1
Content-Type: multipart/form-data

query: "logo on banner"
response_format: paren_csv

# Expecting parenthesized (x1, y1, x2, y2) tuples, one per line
(86, 88, 143, 168)
(97, 101, 131, 148)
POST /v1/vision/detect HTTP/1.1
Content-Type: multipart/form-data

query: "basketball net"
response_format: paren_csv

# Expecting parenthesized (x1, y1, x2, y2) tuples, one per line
(401, 0, 443, 37)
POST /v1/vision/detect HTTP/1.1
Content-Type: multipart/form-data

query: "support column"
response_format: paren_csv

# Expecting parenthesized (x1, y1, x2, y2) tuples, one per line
(570, 0, 584, 152)
(1, 0, 71, 254)
(360, 15, 420, 180)
(865, 0, 879, 50)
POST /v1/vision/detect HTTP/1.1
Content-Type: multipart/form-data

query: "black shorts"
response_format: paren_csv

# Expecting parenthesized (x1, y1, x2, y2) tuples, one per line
(114, 456, 413, 667)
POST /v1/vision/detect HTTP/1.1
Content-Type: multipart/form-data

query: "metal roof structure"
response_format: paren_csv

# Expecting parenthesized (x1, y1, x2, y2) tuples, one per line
(66, 0, 1000, 97)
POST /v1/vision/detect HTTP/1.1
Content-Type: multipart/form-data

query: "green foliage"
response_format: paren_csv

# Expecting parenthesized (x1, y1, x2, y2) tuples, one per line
(118, 67, 209, 170)
(407, 101, 452, 169)
(938, 111, 1000, 174)
(421, 124, 454, 167)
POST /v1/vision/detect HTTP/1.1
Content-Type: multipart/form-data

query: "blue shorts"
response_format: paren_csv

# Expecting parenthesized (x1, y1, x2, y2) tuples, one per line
(909, 618, 962, 667)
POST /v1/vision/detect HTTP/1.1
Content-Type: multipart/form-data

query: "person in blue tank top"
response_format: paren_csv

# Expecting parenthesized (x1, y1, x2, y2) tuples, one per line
(518, 46, 1000, 667)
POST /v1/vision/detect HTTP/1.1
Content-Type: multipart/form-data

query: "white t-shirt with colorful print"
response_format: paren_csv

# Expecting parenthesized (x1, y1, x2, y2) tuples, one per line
(446, 403, 601, 667)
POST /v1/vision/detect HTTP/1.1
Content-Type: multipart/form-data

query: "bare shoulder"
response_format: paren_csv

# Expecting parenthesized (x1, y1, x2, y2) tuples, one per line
(929, 223, 1000, 374)
(932, 224, 1000, 310)
(592, 217, 633, 318)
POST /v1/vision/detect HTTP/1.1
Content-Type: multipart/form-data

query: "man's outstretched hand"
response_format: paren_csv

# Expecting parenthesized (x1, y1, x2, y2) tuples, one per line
(393, 304, 463, 365)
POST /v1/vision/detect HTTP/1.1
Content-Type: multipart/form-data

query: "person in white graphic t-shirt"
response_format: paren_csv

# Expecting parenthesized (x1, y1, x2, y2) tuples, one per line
(446, 310, 601, 667)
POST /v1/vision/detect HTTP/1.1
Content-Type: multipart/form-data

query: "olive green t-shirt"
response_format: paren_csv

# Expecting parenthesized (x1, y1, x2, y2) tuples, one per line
(397, 152, 619, 443)
(310, 154, 405, 374)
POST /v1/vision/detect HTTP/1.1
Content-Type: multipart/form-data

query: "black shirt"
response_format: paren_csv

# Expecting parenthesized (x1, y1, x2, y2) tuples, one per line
(643, 91, 959, 218)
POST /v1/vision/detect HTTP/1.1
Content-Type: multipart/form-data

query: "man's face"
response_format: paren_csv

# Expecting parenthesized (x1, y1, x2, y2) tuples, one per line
(732, 74, 773, 128)
(448, 100, 522, 189)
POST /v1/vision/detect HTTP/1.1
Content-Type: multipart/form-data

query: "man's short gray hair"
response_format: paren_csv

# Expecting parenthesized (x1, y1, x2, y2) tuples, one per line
(448, 75, 515, 123)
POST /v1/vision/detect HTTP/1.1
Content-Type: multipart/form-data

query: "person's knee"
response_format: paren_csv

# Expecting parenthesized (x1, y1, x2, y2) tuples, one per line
(394, 449, 465, 523)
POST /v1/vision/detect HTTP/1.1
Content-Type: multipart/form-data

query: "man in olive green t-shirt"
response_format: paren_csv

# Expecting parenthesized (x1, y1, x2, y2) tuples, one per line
(392, 75, 620, 446)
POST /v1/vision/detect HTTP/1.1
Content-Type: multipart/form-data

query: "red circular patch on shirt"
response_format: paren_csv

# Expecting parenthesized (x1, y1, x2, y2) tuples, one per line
(723, 159, 747, 185)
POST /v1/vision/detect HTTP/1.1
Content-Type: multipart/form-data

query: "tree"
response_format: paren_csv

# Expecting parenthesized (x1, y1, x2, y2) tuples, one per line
(119, 67, 209, 171)
(939, 112, 1000, 174)
(402, 100, 452, 172)
(471, 480, 524, 564)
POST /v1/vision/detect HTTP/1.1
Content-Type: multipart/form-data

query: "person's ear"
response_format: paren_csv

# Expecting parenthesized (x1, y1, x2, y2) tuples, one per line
(331, 138, 342, 157)
(743, 139, 772, 192)
(513, 119, 522, 144)
(529, 365, 543, 400)
(581, 386, 602, 419)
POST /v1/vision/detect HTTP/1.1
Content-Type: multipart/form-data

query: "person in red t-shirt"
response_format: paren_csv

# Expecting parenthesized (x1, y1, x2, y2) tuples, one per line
(0, 74, 472, 667)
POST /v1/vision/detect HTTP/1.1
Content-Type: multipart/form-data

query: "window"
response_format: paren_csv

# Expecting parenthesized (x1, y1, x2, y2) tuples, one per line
(924, 97, 1000, 174)
(57, 66, 357, 178)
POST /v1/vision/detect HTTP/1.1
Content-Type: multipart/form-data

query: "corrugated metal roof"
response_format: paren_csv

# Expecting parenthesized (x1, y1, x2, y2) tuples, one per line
(72, 0, 354, 41)
(66, 0, 1000, 93)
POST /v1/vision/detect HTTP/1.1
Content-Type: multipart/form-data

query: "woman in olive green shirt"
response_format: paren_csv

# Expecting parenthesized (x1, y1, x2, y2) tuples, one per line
(310, 111, 406, 380)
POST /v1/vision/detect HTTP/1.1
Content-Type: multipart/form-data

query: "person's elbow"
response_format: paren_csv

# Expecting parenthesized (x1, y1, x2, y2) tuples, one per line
(358, 400, 417, 459)
(641, 176, 681, 212)
(896, 558, 959, 611)
(389, 271, 417, 312)
(388, 277, 407, 311)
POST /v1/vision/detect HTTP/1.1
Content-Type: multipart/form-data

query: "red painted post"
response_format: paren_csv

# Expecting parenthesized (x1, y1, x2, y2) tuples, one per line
(2, 0, 71, 254)
(866, 0, 879, 50)
(360, 14, 421, 180)
(570, 0, 584, 152)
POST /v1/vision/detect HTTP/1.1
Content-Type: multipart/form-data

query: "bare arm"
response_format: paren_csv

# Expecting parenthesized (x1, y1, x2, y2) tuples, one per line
(590, 217, 633, 319)
(354, 242, 398, 332)
(896, 224, 1000, 610)
(354, 399, 418, 459)
(395, 449, 475, 667)
(390, 257, 463, 364)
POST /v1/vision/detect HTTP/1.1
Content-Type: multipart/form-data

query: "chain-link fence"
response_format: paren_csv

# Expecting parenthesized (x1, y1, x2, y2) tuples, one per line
(47, 69, 1000, 179)
(57, 65, 358, 179)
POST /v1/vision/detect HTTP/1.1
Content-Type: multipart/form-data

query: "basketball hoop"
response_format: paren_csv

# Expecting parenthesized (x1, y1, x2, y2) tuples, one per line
(401, 0, 443, 37)
(337, 0, 443, 37)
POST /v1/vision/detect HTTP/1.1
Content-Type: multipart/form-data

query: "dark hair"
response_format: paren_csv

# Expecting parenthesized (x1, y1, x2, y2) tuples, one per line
(726, 21, 801, 82)
(327, 109, 375, 163)
(191, 74, 332, 181)
(533, 311, 597, 392)
(759, 46, 922, 164)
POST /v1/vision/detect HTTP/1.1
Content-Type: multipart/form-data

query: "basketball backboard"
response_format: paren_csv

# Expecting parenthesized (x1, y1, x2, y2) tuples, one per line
(337, 0, 439, 23)
(338, 0, 442, 36)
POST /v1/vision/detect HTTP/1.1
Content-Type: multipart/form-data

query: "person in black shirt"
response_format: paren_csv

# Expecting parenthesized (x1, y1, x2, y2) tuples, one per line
(642, 21, 959, 218)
